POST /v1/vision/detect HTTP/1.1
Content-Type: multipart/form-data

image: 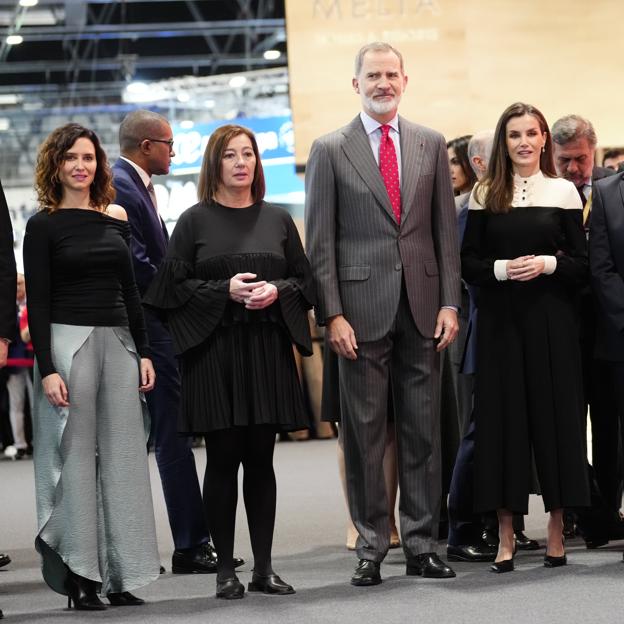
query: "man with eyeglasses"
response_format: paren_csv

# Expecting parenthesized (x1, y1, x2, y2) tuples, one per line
(112, 110, 244, 576)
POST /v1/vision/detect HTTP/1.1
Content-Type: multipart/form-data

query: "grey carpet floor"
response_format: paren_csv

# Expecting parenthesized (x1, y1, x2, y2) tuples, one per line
(1, 439, 622, 623)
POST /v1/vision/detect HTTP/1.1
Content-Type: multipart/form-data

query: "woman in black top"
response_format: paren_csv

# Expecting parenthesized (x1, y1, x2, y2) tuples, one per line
(461, 103, 590, 573)
(145, 124, 314, 599)
(23, 124, 159, 610)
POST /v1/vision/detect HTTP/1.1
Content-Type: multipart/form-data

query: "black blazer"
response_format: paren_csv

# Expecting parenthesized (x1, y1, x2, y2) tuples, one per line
(0, 179, 17, 340)
(589, 171, 624, 360)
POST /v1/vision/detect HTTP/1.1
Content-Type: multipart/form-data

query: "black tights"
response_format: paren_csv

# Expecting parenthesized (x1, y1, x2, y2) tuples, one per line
(203, 426, 277, 580)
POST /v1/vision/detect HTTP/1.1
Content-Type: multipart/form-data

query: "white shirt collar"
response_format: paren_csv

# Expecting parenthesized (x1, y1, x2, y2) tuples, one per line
(120, 156, 152, 189)
(360, 110, 400, 136)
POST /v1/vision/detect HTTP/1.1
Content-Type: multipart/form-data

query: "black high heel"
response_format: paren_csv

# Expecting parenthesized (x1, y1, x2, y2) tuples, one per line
(544, 537, 567, 568)
(490, 537, 516, 573)
(65, 572, 107, 611)
(490, 557, 514, 573)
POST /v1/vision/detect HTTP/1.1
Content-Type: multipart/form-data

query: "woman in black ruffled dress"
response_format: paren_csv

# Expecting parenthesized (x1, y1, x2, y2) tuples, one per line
(144, 124, 314, 599)
(461, 103, 590, 573)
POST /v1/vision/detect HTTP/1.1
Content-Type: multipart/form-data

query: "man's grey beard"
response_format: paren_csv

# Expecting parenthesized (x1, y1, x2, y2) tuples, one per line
(362, 93, 401, 115)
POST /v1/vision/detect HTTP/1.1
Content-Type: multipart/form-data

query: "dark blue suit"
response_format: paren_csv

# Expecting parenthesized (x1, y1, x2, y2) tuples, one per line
(448, 200, 482, 545)
(112, 158, 208, 550)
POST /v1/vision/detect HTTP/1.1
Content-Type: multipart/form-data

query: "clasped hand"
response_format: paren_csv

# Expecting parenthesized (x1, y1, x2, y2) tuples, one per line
(229, 272, 278, 310)
(506, 255, 545, 281)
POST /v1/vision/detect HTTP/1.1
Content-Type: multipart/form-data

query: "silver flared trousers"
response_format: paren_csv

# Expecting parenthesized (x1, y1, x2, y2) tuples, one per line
(33, 325, 160, 595)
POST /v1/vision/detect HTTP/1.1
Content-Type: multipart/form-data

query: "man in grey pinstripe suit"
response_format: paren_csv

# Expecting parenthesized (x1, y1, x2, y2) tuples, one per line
(305, 42, 461, 586)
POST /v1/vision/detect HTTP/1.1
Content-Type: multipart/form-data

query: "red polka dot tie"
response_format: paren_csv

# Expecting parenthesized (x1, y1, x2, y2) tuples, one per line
(379, 124, 401, 224)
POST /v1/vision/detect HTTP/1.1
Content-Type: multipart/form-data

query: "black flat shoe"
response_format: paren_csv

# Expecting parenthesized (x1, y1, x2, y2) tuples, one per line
(216, 577, 245, 600)
(350, 559, 381, 586)
(248, 573, 295, 595)
(107, 592, 145, 606)
(490, 558, 514, 573)
(65, 573, 107, 611)
(447, 543, 497, 562)
(406, 553, 455, 578)
(544, 554, 567, 568)
(0, 554, 10, 569)
(515, 531, 540, 551)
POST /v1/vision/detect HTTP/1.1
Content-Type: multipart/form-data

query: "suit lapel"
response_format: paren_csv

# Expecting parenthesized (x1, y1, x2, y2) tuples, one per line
(341, 117, 396, 223)
(398, 118, 424, 223)
(619, 176, 624, 209)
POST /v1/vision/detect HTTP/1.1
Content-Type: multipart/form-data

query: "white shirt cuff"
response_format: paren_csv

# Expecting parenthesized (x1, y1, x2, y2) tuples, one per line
(494, 260, 509, 281)
(539, 255, 557, 275)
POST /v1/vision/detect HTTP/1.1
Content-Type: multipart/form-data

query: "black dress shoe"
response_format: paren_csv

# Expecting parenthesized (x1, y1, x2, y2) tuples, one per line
(159, 565, 165, 574)
(490, 558, 514, 573)
(248, 573, 295, 595)
(481, 529, 499, 548)
(216, 577, 245, 600)
(0, 554, 10, 569)
(350, 559, 381, 586)
(406, 553, 456, 578)
(514, 531, 540, 551)
(447, 543, 497, 562)
(65, 573, 107, 611)
(0, 607, 3, 619)
(172, 543, 244, 574)
(107, 592, 145, 606)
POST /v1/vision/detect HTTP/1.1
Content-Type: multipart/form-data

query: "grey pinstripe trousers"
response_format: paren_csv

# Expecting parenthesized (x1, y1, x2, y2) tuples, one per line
(339, 287, 441, 562)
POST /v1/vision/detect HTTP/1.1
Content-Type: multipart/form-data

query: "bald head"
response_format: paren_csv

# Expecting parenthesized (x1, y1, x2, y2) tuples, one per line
(119, 109, 174, 176)
(119, 109, 170, 154)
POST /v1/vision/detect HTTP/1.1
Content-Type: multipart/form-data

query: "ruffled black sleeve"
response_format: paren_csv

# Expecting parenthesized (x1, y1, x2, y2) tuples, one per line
(270, 214, 316, 356)
(142, 209, 230, 355)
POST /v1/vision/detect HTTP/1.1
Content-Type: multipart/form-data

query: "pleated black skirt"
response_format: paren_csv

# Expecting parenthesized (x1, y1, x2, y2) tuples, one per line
(179, 321, 309, 434)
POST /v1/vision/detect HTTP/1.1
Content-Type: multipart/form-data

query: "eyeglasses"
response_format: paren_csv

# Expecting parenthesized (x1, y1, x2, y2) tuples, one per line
(141, 138, 175, 148)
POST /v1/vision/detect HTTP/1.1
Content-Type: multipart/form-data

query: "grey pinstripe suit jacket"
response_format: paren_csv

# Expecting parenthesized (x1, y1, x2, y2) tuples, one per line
(305, 114, 461, 342)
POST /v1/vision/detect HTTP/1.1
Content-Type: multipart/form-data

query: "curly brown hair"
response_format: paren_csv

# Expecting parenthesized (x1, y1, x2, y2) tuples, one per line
(35, 123, 115, 212)
(197, 124, 265, 204)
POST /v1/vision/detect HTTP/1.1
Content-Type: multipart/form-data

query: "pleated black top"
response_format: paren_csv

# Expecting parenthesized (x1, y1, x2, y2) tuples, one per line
(144, 200, 315, 433)
(23, 209, 150, 378)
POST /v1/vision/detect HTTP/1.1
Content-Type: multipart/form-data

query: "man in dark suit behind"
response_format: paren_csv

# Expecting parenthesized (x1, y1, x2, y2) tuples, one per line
(552, 114, 622, 547)
(1, 178, 17, 619)
(112, 110, 241, 574)
(305, 42, 461, 586)
(589, 168, 624, 562)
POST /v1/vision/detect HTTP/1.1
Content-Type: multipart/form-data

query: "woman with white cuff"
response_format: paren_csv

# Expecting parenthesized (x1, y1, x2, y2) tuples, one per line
(461, 102, 589, 573)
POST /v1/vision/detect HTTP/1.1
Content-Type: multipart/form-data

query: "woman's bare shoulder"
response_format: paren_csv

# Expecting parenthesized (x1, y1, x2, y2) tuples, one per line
(104, 204, 128, 221)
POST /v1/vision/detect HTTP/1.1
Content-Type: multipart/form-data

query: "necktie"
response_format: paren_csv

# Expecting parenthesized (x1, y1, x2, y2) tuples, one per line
(379, 125, 401, 224)
(146, 181, 158, 211)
